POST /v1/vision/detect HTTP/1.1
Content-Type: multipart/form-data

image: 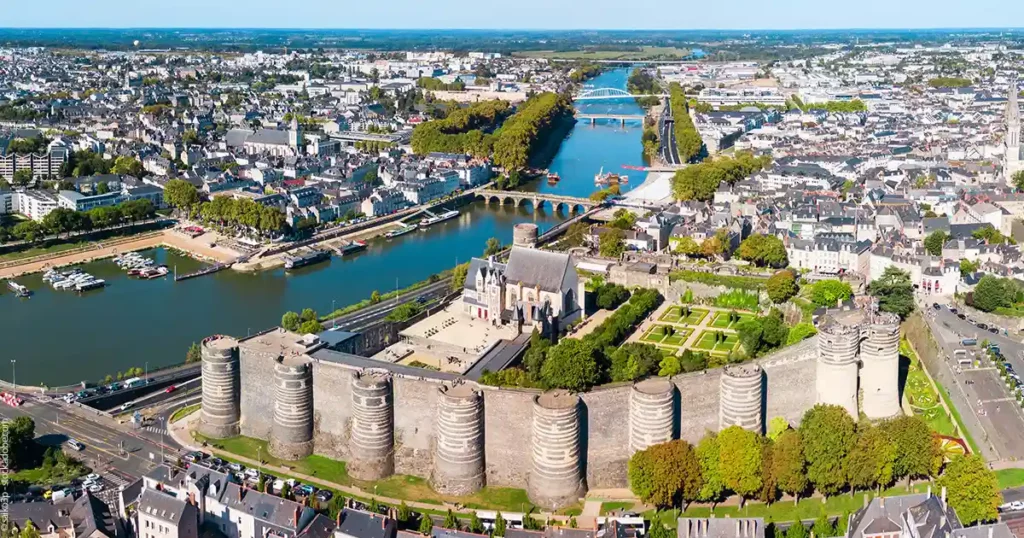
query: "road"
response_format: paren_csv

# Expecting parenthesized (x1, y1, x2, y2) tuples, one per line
(320, 278, 453, 333)
(1, 394, 184, 481)
(660, 102, 681, 165)
(925, 304, 1024, 461)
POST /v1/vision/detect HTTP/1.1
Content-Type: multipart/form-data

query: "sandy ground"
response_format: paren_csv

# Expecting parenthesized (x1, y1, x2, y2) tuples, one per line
(0, 229, 240, 279)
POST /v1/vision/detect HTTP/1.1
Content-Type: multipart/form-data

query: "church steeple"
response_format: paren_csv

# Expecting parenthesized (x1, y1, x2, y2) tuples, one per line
(288, 116, 303, 152)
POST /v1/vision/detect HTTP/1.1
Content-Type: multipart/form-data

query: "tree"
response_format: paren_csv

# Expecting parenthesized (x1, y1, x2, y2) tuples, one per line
(799, 404, 856, 497)
(674, 236, 700, 257)
(596, 283, 631, 310)
(737, 234, 788, 267)
(696, 433, 725, 503)
(282, 311, 300, 331)
(182, 129, 200, 145)
(280, 482, 291, 499)
(540, 339, 599, 392)
(773, 429, 808, 504)
(563, 221, 589, 248)
(165, 179, 201, 211)
(867, 267, 915, 319)
(759, 438, 778, 504)
(12, 169, 33, 186)
(12, 220, 43, 243)
(960, 259, 979, 277)
(111, 156, 144, 177)
(599, 228, 626, 258)
(468, 512, 484, 534)
(737, 319, 765, 356)
(760, 309, 789, 350)
(42, 207, 79, 238)
(766, 270, 798, 303)
(882, 415, 942, 485)
(298, 320, 322, 335)
(610, 343, 662, 382)
(6, 416, 36, 470)
(443, 509, 460, 530)
(484, 237, 502, 257)
(767, 417, 789, 441)
(718, 426, 763, 503)
(924, 231, 947, 256)
(809, 280, 853, 308)
(785, 521, 807, 538)
(20, 522, 40, 538)
(811, 513, 835, 538)
(1014, 170, 1024, 192)
(972, 275, 1013, 313)
(370, 290, 382, 304)
(628, 440, 703, 507)
(493, 513, 507, 537)
(938, 455, 1001, 526)
(186, 342, 202, 363)
(418, 513, 433, 535)
(846, 424, 896, 493)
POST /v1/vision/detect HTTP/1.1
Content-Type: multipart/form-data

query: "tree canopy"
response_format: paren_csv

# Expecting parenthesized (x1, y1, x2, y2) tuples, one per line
(799, 404, 856, 496)
(938, 455, 1001, 526)
(737, 234, 788, 268)
(867, 267, 915, 319)
(628, 439, 703, 507)
(766, 270, 798, 303)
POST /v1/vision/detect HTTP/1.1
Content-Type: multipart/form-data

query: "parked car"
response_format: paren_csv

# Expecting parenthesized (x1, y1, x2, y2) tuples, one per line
(66, 439, 85, 451)
(989, 327, 999, 334)
(950, 308, 958, 314)
(977, 323, 989, 330)
(227, 462, 244, 472)
(315, 490, 334, 502)
(183, 452, 204, 463)
(958, 313, 967, 320)
(244, 468, 260, 479)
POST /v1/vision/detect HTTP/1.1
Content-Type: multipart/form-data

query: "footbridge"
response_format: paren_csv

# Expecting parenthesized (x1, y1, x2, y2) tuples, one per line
(574, 87, 668, 101)
(475, 189, 597, 212)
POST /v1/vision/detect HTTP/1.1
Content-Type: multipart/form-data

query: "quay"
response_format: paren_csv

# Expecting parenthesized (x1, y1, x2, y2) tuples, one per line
(174, 262, 232, 282)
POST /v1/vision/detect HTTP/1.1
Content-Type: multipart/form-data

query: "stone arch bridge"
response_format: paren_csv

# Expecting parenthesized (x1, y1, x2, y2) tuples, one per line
(475, 189, 597, 213)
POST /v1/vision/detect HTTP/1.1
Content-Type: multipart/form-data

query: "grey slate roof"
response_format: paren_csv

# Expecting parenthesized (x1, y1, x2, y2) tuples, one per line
(71, 492, 121, 538)
(503, 246, 571, 293)
(676, 518, 764, 538)
(139, 488, 193, 525)
(335, 509, 396, 538)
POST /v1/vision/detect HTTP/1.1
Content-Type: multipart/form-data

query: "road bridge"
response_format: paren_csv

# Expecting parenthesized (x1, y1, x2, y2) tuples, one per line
(575, 112, 646, 126)
(574, 87, 668, 101)
(475, 189, 597, 212)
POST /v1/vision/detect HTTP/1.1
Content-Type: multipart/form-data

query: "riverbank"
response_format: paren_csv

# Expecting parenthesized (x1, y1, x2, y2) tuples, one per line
(0, 228, 241, 279)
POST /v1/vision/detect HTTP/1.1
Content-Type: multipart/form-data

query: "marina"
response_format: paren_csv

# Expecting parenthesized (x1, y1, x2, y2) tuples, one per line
(0, 68, 644, 385)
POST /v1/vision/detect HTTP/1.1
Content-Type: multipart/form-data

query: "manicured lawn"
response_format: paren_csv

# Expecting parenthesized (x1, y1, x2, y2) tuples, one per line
(997, 468, 1024, 489)
(170, 404, 200, 423)
(600, 501, 637, 515)
(659, 307, 683, 323)
(641, 325, 690, 346)
(692, 331, 739, 353)
(659, 347, 679, 358)
(680, 308, 709, 326)
(663, 334, 687, 346)
(658, 307, 708, 326)
(709, 311, 754, 329)
(199, 435, 354, 486)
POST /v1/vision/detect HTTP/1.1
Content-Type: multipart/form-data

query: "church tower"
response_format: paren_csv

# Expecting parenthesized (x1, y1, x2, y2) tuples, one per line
(288, 117, 304, 153)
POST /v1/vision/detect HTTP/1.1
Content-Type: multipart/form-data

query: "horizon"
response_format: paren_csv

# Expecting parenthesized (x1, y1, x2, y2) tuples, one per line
(2, 26, 1024, 32)
(4, 0, 1024, 32)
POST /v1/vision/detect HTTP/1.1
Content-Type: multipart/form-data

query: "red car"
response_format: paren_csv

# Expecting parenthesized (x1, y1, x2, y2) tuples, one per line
(164, 385, 176, 393)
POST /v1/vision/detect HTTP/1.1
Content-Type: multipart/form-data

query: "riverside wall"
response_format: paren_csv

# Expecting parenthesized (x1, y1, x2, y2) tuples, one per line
(234, 334, 819, 496)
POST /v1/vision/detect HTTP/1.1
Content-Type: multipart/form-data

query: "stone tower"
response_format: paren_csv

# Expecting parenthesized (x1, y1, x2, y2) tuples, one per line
(1007, 78, 1022, 181)
(860, 312, 902, 420)
(199, 336, 241, 439)
(288, 116, 303, 152)
(815, 313, 862, 419)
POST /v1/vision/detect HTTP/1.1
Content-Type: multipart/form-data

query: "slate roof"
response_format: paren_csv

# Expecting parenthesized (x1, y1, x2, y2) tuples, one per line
(464, 257, 507, 293)
(335, 508, 395, 538)
(71, 492, 121, 538)
(503, 246, 572, 293)
(139, 488, 193, 525)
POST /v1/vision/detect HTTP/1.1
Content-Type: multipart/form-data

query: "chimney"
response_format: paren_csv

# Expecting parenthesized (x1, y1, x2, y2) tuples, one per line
(941, 487, 947, 510)
(293, 506, 300, 528)
(381, 517, 387, 530)
(189, 492, 196, 506)
(989, 527, 994, 538)
(336, 510, 343, 527)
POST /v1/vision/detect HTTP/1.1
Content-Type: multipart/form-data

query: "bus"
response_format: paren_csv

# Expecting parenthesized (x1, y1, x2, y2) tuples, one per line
(597, 516, 647, 537)
(124, 377, 146, 388)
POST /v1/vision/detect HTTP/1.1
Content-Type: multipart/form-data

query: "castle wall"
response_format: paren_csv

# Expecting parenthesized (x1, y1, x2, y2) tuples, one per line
(673, 369, 723, 443)
(579, 384, 632, 488)
(392, 374, 441, 478)
(481, 387, 538, 488)
(238, 344, 278, 440)
(311, 362, 353, 460)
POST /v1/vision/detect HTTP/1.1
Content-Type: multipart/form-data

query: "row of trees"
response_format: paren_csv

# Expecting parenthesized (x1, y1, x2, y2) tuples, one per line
(672, 151, 773, 202)
(416, 77, 467, 91)
(0, 199, 155, 245)
(928, 77, 972, 88)
(165, 179, 287, 236)
(668, 82, 703, 162)
(410, 99, 512, 156)
(480, 289, 664, 390)
(629, 405, 1000, 526)
(801, 100, 868, 113)
(491, 92, 574, 171)
(970, 275, 1024, 313)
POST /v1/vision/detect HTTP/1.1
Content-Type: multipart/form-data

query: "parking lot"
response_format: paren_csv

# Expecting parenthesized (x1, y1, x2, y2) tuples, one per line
(182, 451, 336, 506)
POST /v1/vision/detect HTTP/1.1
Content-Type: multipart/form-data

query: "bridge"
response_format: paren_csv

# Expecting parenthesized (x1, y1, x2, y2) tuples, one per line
(475, 189, 597, 212)
(575, 112, 647, 126)
(574, 87, 668, 101)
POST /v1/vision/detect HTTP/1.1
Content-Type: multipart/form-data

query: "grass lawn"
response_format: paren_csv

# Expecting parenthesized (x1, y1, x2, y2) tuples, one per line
(170, 404, 200, 423)
(663, 333, 688, 346)
(0, 240, 92, 263)
(997, 468, 1024, 489)
(199, 435, 354, 486)
(709, 311, 754, 329)
(692, 331, 739, 353)
(641, 326, 690, 346)
(900, 339, 978, 453)
(600, 501, 637, 515)
(680, 308, 709, 326)
(646, 483, 930, 529)
(659, 347, 679, 358)
(659, 307, 683, 323)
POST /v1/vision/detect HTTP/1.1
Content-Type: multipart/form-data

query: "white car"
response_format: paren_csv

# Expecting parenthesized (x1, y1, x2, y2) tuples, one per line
(244, 468, 260, 479)
(227, 462, 244, 472)
(86, 473, 100, 481)
(88, 484, 103, 493)
(119, 402, 132, 412)
(272, 479, 285, 492)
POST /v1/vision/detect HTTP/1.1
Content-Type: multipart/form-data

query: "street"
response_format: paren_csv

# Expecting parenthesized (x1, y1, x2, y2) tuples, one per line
(925, 304, 1024, 461)
(320, 278, 453, 332)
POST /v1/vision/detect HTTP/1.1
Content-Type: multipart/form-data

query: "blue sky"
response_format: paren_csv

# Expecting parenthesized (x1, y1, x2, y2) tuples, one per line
(4, 0, 1024, 30)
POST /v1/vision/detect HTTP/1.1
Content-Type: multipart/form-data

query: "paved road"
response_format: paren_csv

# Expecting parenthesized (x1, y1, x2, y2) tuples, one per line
(1, 394, 183, 480)
(660, 101, 681, 165)
(320, 278, 453, 333)
(925, 305, 1024, 461)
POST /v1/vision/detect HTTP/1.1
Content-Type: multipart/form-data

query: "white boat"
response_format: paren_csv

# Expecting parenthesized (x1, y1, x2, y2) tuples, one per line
(76, 278, 106, 292)
(419, 210, 460, 229)
(7, 281, 31, 297)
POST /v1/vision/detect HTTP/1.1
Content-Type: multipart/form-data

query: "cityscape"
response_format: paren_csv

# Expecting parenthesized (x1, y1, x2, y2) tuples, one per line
(3, 12, 1024, 538)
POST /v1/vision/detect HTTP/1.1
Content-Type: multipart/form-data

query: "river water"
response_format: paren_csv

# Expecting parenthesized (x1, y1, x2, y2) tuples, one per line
(0, 68, 645, 385)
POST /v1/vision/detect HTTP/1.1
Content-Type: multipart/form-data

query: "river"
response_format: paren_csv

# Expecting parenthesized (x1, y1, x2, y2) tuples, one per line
(0, 68, 645, 386)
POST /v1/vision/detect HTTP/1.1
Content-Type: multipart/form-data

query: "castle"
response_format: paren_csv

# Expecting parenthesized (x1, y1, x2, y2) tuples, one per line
(198, 305, 900, 510)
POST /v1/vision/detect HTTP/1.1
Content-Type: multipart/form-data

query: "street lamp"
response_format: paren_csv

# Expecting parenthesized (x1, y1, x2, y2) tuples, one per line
(10, 359, 16, 398)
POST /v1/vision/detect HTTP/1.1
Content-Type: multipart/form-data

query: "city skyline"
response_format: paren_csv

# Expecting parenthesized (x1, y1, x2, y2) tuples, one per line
(4, 0, 1024, 31)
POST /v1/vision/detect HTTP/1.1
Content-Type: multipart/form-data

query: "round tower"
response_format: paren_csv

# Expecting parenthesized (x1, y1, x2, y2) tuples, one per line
(512, 223, 539, 249)
(816, 315, 862, 419)
(629, 378, 675, 453)
(528, 391, 586, 510)
(199, 335, 241, 439)
(719, 363, 764, 433)
(431, 384, 485, 495)
(860, 311, 902, 420)
(349, 372, 395, 481)
(269, 357, 314, 460)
